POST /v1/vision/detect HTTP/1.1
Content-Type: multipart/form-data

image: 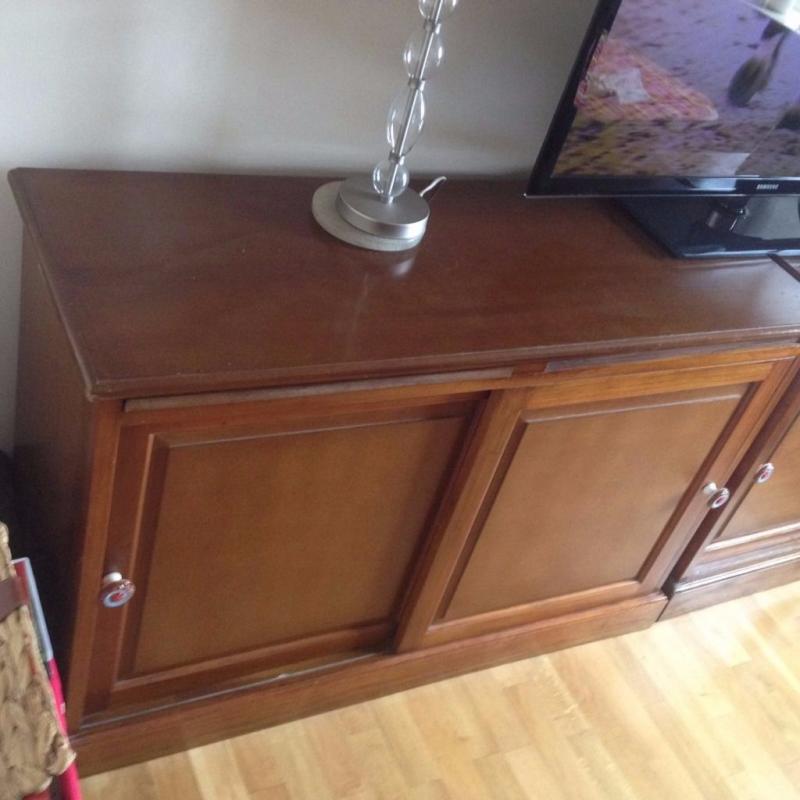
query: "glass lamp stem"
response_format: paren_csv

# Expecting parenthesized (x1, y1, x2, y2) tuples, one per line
(385, 0, 446, 202)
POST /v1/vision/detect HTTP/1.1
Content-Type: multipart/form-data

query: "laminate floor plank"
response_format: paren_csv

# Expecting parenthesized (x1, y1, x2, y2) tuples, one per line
(188, 740, 252, 800)
(147, 751, 205, 800)
(343, 726, 408, 800)
(81, 581, 800, 800)
(370, 694, 442, 789)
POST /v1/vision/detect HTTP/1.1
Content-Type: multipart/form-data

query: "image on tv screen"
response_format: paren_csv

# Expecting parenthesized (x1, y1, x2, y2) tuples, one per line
(553, 0, 800, 179)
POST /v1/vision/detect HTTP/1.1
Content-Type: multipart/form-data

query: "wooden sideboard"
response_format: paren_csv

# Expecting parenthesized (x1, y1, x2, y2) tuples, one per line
(10, 169, 800, 774)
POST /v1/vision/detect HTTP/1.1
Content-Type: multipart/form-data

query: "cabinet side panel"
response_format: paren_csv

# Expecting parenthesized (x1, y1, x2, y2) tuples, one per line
(12, 231, 92, 667)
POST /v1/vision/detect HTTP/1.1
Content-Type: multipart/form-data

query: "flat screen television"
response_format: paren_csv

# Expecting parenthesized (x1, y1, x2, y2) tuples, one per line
(527, 0, 800, 258)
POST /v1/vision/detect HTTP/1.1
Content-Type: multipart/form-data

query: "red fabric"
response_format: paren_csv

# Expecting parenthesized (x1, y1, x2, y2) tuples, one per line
(48, 662, 82, 800)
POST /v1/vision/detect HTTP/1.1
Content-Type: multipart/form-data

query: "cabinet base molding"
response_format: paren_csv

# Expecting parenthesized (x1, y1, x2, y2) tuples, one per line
(663, 554, 800, 619)
(72, 592, 665, 776)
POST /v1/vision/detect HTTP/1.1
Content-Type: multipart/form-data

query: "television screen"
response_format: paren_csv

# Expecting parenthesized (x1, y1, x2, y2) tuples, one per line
(546, 0, 800, 182)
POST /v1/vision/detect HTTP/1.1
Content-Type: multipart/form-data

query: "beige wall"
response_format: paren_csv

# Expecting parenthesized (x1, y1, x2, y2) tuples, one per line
(0, 0, 594, 452)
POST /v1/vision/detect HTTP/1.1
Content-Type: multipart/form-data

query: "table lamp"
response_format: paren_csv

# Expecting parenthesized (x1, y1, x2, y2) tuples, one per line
(313, 0, 458, 251)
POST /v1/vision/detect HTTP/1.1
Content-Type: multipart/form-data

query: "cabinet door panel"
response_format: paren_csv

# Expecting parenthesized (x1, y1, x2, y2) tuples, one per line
(397, 359, 795, 652)
(134, 417, 462, 674)
(443, 388, 744, 621)
(444, 390, 743, 620)
(716, 414, 800, 543)
(663, 367, 800, 616)
(87, 396, 476, 714)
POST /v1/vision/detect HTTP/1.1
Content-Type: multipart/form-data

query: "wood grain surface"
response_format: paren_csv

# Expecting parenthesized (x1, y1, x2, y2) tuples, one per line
(10, 168, 800, 399)
(666, 370, 800, 615)
(443, 385, 745, 619)
(80, 580, 800, 800)
(719, 409, 800, 542)
(12, 169, 800, 776)
(83, 396, 476, 715)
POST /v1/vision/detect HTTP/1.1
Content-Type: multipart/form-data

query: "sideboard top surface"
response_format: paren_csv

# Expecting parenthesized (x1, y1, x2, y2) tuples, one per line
(10, 168, 800, 398)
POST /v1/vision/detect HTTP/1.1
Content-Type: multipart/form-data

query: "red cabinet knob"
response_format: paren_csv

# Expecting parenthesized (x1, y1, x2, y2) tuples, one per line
(99, 572, 136, 609)
(754, 463, 775, 484)
(703, 482, 731, 510)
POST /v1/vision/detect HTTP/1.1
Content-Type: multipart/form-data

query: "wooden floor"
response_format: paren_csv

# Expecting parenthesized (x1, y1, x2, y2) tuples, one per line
(81, 582, 800, 800)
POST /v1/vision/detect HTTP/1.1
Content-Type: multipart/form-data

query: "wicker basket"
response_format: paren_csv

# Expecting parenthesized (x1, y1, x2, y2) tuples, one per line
(0, 523, 74, 800)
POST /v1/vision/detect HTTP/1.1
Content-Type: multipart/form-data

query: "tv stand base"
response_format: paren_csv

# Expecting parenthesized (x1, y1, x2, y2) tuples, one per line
(620, 195, 800, 259)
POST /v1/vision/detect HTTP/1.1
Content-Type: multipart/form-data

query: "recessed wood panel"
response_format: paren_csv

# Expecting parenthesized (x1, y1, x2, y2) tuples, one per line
(717, 413, 800, 543)
(443, 388, 745, 621)
(132, 417, 464, 674)
(110, 402, 473, 684)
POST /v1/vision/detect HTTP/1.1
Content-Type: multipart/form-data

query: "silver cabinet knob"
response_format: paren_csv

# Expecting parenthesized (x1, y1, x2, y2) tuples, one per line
(703, 482, 731, 510)
(100, 572, 136, 608)
(754, 463, 775, 484)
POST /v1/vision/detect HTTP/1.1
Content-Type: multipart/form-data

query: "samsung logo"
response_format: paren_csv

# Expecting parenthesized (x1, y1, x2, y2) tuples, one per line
(756, 183, 780, 191)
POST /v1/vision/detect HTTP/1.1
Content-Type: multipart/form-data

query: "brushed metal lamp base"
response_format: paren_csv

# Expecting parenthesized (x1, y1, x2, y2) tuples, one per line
(313, 178, 429, 252)
(312, 0, 456, 252)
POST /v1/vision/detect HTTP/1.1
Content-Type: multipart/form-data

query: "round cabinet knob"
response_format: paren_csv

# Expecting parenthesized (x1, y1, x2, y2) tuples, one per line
(703, 482, 731, 510)
(754, 463, 775, 485)
(99, 572, 136, 609)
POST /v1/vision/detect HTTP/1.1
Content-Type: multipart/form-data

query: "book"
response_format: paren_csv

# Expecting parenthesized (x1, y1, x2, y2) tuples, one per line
(13, 558, 83, 800)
